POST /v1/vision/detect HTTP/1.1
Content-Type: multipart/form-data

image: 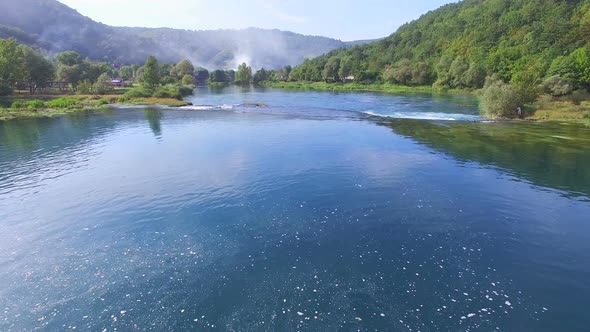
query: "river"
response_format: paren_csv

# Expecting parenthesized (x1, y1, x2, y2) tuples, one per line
(1, 86, 589, 331)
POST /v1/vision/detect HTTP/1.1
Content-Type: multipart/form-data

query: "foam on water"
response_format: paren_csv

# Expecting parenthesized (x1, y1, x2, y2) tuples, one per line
(180, 104, 235, 111)
(363, 110, 481, 121)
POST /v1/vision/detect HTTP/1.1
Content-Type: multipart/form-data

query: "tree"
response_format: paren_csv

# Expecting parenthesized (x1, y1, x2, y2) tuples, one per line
(174, 59, 194, 78)
(182, 74, 194, 86)
(194, 67, 209, 84)
(479, 76, 520, 119)
(0, 38, 22, 95)
(235, 63, 252, 84)
(253, 68, 269, 84)
(56, 63, 82, 90)
(322, 57, 340, 82)
(55, 51, 82, 66)
(209, 70, 228, 83)
(119, 66, 134, 80)
(143, 56, 160, 89)
(17, 45, 55, 94)
(93, 73, 111, 94)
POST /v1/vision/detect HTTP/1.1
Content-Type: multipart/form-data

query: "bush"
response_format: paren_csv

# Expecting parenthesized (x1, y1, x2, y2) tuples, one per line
(77, 81, 94, 95)
(96, 98, 109, 106)
(542, 75, 573, 96)
(178, 85, 194, 97)
(569, 89, 589, 106)
(182, 75, 194, 86)
(124, 86, 153, 98)
(0, 83, 13, 96)
(11, 100, 45, 109)
(584, 111, 590, 119)
(479, 77, 520, 119)
(45, 97, 80, 109)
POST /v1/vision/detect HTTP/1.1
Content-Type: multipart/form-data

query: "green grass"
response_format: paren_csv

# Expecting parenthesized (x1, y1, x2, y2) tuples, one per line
(264, 81, 470, 95)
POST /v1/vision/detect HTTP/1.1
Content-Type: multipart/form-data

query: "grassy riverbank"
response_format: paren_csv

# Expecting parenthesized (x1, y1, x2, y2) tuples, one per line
(527, 100, 590, 124)
(0, 95, 191, 121)
(266, 81, 590, 124)
(264, 81, 470, 95)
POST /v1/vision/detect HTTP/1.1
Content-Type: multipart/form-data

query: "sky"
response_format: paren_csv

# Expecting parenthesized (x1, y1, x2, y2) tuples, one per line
(57, 0, 456, 41)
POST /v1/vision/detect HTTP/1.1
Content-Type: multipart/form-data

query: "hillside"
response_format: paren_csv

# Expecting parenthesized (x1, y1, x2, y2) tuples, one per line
(0, 0, 373, 68)
(289, 0, 590, 91)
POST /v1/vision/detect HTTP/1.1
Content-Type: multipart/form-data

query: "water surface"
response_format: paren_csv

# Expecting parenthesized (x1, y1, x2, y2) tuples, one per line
(1, 87, 589, 331)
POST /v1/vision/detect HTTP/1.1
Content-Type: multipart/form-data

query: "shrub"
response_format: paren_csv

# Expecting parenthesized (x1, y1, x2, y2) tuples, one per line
(479, 77, 520, 119)
(584, 111, 590, 119)
(178, 85, 194, 97)
(77, 81, 94, 95)
(11, 100, 45, 109)
(96, 98, 109, 106)
(182, 75, 194, 86)
(569, 89, 589, 106)
(46, 97, 80, 109)
(153, 85, 181, 99)
(542, 75, 574, 96)
(124, 86, 153, 98)
(0, 83, 13, 96)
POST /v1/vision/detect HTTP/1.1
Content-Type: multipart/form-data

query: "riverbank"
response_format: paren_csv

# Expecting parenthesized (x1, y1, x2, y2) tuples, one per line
(0, 95, 191, 121)
(526, 100, 590, 124)
(266, 81, 590, 124)
(263, 81, 470, 95)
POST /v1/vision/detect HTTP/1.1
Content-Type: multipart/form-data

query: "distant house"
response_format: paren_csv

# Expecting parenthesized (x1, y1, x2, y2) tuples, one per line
(109, 79, 124, 88)
(343, 76, 355, 82)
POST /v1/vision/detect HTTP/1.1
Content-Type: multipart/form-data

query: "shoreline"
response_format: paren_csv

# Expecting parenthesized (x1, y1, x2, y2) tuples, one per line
(263, 81, 471, 95)
(0, 95, 191, 121)
(1, 90, 589, 125)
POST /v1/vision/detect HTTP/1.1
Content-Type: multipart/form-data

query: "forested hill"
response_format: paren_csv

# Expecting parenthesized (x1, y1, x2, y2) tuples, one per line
(290, 0, 590, 91)
(0, 0, 373, 68)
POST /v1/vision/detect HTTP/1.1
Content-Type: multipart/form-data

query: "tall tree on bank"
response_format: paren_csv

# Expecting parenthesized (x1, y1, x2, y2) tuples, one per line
(18, 45, 55, 94)
(0, 38, 21, 95)
(143, 56, 160, 89)
(174, 59, 194, 78)
(235, 63, 252, 85)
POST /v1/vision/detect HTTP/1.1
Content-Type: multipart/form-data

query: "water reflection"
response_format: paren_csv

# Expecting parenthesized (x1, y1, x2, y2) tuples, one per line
(380, 119, 590, 198)
(144, 108, 163, 137)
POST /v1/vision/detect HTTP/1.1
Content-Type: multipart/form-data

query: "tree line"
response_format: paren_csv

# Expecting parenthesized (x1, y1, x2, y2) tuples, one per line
(276, 0, 590, 118)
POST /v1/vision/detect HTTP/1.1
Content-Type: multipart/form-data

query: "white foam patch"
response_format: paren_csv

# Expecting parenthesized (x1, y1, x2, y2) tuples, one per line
(180, 104, 234, 111)
(363, 111, 481, 121)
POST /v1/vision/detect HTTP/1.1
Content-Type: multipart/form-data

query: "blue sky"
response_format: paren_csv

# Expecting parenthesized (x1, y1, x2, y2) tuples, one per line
(57, 0, 456, 41)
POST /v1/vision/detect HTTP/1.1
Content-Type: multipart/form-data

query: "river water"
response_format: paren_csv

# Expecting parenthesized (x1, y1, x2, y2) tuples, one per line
(1, 86, 589, 331)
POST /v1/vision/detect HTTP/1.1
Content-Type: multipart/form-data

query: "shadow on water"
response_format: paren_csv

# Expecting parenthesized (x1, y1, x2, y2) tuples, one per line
(378, 118, 590, 198)
(144, 108, 162, 137)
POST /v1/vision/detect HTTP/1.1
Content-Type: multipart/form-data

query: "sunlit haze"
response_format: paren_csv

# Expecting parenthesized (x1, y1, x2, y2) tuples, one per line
(57, 0, 456, 40)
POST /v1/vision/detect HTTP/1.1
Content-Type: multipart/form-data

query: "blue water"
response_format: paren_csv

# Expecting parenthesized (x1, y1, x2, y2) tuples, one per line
(1, 87, 589, 331)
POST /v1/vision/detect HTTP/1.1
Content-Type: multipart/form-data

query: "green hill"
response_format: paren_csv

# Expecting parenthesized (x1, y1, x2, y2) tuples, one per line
(289, 0, 590, 92)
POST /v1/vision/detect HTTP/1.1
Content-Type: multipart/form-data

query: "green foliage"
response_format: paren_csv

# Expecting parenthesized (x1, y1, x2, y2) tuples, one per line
(77, 81, 94, 95)
(174, 60, 194, 78)
(479, 77, 521, 119)
(322, 57, 341, 82)
(182, 74, 193, 86)
(0, 38, 21, 94)
(45, 97, 80, 109)
(143, 56, 160, 89)
(96, 98, 109, 106)
(235, 63, 252, 84)
(542, 75, 574, 96)
(11, 100, 44, 109)
(570, 89, 589, 106)
(209, 69, 229, 83)
(124, 86, 153, 98)
(286, 0, 590, 94)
